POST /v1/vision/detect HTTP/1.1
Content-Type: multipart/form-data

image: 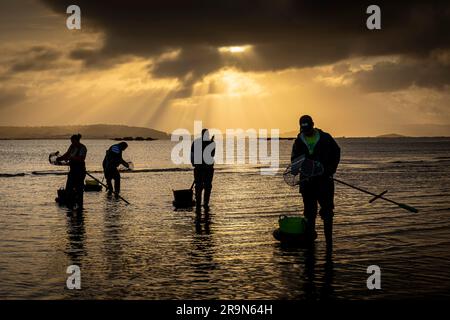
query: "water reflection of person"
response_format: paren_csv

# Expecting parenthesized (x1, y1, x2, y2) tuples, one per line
(195, 209, 211, 235)
(103, 201, 125, 277)
(303, 245, 317, 300)
(303, 245, 335, 300)
(277, 243, 334, 300)
(320, 252, 334, 300)
(65, 210, 86, 267)
(190, 210, 218, 297)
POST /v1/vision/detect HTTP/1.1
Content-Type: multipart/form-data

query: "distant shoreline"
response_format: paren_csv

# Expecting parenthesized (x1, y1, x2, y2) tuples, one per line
(0, 138, 159, 141)
(1, 136, 450, 140)
(281, 136, 450, 139)
(0, 125, 449, 140)
(0, 124, 170, 140)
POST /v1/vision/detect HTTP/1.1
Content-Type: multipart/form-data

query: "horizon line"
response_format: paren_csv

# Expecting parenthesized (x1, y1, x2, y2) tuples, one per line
(0, 124, 449, 139)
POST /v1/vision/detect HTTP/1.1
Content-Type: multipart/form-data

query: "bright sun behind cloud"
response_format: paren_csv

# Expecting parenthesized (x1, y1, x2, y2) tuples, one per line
(218, 45, 252, 53)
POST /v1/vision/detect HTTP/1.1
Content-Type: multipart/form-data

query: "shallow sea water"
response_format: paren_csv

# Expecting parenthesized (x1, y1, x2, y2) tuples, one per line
(0, 138, 449, 299)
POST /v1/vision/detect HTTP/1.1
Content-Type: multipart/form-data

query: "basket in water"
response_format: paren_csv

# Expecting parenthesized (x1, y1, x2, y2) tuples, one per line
(273, 215, 310, 245)
(55, 188, 68, 205)
(84, 179, 102, 192)
(172, 182, 195, 208)
(278, 215, 306, 234)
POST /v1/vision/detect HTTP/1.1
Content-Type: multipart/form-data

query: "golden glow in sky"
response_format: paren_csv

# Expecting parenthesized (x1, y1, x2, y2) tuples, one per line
(219, 45, 252, 54)
(0, 1, 449, 137)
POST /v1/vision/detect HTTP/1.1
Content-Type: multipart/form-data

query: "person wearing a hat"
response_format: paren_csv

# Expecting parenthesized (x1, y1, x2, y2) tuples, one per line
(291, 115, 341, 250)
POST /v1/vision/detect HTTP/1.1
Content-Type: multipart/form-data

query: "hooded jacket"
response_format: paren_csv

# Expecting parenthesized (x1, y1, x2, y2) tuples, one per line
(291, 129, 341, 177)
(103, 144, 126, 171)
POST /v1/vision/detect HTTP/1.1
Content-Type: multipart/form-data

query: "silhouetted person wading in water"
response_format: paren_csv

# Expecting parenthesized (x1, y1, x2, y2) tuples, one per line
(57, 134, 87, 209)
(291, 115, 340, 249)
(191, 129, 216, 212)
(103, 142, 129, 195)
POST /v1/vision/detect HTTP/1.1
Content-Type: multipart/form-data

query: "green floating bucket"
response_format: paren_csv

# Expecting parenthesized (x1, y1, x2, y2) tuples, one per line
(279, 215, 306, 235)
(85, 179, 99, 186)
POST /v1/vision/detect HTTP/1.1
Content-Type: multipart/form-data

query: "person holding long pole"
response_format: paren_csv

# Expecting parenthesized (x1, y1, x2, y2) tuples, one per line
(56, 134, 87, 210)
(291, 115, 341, 250)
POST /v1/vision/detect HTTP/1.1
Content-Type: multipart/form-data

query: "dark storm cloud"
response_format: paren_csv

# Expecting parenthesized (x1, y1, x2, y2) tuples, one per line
(41, 0, 450, 95)
(150, 45, 222, 97)
(9, 46, 62, 73)
(352, 58, 450, 92)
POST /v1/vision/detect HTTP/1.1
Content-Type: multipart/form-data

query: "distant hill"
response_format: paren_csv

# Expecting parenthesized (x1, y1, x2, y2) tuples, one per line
(281, 131, 411, 138)
(0, 124, 170, 140)
(376, 133, 407, 138)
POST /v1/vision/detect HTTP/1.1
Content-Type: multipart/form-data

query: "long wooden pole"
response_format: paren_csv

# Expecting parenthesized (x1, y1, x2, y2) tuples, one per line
(333, 178, 418, 213)
(86, 171, 130, 205)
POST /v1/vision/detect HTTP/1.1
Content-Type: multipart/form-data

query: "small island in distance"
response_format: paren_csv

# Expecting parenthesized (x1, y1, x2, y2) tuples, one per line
(0, 124, 170, 140)
(375, 133, 407, 138)
(281, 131, 410, 139)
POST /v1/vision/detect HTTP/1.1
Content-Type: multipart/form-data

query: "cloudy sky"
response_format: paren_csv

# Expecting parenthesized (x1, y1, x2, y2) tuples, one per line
(0, 0, 449, 136)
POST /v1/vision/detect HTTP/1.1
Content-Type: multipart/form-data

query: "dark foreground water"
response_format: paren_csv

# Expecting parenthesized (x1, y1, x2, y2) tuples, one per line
(0, 138, 449, 299)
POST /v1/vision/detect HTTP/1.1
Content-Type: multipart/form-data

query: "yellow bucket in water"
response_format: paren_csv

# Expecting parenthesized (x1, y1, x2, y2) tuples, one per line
(85, 179, 99, 186)
(279, 215, 306, 234)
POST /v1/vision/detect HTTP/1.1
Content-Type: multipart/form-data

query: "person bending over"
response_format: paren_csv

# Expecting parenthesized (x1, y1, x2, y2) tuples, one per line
(103, 142, 129, 195)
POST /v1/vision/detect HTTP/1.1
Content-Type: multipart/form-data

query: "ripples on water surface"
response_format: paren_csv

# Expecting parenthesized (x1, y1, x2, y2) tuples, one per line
(0, 138, 449, 299)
